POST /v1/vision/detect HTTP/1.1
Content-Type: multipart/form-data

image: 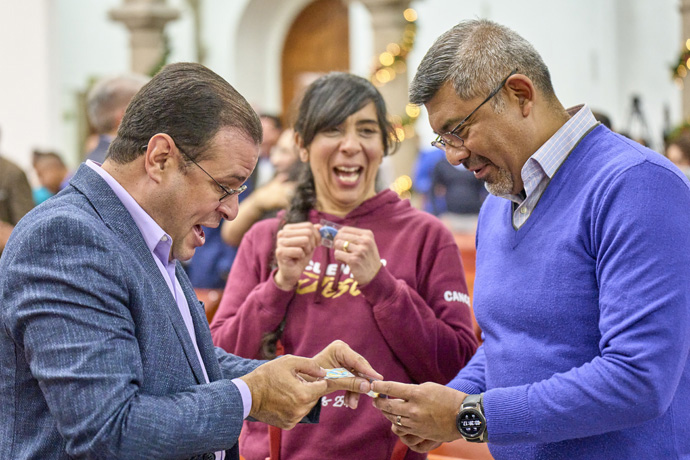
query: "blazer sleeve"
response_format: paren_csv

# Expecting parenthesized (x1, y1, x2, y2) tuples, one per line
(1, 211, 247, 459)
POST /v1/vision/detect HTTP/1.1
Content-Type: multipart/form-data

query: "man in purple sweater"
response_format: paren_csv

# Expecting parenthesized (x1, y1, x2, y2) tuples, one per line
(373, 19, 690, 459)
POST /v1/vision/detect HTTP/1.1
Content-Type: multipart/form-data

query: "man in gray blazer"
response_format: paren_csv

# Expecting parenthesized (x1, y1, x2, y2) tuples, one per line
(0, 62, 379, 460)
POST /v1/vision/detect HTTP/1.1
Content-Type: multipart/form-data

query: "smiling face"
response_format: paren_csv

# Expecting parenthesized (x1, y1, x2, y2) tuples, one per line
(155, 127, 259, 261)
(299, 102, 384, 216)
(426, 81, 528, 196)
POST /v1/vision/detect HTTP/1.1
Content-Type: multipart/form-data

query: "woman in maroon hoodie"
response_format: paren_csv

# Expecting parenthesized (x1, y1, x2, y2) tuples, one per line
(210, 72, 478, 460)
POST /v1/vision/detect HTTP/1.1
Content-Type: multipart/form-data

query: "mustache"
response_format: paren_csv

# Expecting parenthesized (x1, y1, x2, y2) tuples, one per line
(461, 154, 491, 170)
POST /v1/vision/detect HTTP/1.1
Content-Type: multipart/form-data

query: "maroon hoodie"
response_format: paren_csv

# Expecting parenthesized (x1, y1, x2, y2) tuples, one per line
(211, 189, 478, 460)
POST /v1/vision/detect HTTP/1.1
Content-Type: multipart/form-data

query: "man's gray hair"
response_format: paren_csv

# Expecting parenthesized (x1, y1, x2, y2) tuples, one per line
(87, 74, 149, 134)
(410, 19, 555, 110)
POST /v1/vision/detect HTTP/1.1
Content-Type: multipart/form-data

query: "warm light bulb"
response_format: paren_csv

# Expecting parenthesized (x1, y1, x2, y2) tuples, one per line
(399, 175, 412, 191)
(376, 69, 392, 83)
(405, 104, 421, 118)
(387, 43, 401, 55)
(379, 52, 395, 67)
(403, 8, 418, 22)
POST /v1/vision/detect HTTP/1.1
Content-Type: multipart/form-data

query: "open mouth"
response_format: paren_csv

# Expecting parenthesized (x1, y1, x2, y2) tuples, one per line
(334, 165, 363, 184)
(193, 225, 206, 245)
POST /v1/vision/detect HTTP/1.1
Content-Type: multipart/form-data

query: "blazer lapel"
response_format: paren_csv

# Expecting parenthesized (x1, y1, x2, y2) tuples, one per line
(70, 164, 209, 385)
(177, 263, 223, 382)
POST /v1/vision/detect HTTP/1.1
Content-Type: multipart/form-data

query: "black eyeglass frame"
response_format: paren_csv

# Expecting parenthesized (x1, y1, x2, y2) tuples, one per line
(141, 140, 247, 202)
(431, 68, 518, 151)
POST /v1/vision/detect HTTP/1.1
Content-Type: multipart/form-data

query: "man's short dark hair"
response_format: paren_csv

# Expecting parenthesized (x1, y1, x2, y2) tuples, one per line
(109, 62, 262, 164)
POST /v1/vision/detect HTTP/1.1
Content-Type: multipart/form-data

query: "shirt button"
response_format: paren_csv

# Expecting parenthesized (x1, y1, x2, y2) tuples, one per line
(520, 207, 528, 214)
(161, 235, 169, 242)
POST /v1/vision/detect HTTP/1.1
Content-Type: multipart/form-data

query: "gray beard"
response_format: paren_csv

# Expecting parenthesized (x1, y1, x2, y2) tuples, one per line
(484, 167, 514, 196)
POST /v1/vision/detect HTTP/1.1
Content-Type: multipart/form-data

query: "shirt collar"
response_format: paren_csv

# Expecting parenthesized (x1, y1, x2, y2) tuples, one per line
(86, 160, 173, 266)
(501, 104, 598, 203)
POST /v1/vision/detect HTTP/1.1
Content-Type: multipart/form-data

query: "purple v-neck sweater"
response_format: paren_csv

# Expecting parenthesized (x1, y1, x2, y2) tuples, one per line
(449, 126, 690, 459)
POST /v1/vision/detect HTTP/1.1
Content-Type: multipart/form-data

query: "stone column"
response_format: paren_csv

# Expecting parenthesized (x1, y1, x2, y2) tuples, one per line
(680, 0, 690, 120)
(109, 0, 180, 75)
(351, 0, 417, 191)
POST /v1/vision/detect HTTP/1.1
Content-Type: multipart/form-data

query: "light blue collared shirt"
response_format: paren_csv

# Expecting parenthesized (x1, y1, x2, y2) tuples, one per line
(499, 105, 598, 229)
(86, 161, 252, 459)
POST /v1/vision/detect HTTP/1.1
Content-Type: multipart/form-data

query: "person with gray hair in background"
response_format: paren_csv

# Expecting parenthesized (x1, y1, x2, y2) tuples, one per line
(371, 19, 690, 460)
(85, 74, 149, 163)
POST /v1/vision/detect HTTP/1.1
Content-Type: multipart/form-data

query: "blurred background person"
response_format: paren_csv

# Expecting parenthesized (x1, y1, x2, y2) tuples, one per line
(411, 145, 446, 214)
(252, 113, 283, 189)
(665, 130, 690, 179)
(221, 128, 301, 247)
(31, 150, 69, 205)
(0, 127, 34, 256)
(85, 74, 148, 163)
(210, 72, 478, 460)
(591, 110, 614, 131)
(431, 161, 488, 232)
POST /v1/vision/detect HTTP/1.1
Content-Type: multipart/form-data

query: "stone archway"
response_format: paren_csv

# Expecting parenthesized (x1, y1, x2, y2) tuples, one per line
(234, 0, 313, 115)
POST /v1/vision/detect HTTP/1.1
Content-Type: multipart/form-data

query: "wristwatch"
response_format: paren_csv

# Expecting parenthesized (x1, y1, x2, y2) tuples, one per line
(456, 393, 488, 443)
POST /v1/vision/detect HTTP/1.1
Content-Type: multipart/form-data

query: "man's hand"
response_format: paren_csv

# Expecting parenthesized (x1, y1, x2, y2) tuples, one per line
(372, 381, 466, 444)
(312, 340, 383, 409)
(240, 341, 382, 429)
(396, 434, 442, 453)
(240, 355, 328, 429)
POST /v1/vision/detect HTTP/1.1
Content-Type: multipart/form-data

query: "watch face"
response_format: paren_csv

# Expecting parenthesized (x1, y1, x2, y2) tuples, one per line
(457, 408, 485, 438)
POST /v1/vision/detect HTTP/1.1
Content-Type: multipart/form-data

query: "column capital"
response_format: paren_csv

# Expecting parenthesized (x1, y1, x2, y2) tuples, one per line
(109, 0, 179, 30)
(109, 0, 180, 74)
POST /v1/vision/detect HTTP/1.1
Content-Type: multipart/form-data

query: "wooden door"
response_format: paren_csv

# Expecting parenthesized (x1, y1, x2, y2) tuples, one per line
(281, 0, 349, 123)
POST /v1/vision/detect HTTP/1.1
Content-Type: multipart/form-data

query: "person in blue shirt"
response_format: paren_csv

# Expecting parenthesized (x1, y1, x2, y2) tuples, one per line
(372, 19, 690, 460)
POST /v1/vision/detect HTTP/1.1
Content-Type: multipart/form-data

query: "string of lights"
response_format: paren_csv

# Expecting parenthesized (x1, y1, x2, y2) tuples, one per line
(671, 39, 690, 88)
(369, 8, 421, 200)
(370, 8, 420, 146)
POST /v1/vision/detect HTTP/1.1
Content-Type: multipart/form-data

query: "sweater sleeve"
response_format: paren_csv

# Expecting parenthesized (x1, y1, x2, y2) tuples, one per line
(446, 343, 487, 395)
(483, 163, 690, 444)
(360, 224, 478, 384)
(210, 220, 294, 359)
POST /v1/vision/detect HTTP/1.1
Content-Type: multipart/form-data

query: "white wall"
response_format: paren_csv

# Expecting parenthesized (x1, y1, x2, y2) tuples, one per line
(0, 0, 55, 172)
(0, 0, 683, 176)
(407, 0, 681, 150)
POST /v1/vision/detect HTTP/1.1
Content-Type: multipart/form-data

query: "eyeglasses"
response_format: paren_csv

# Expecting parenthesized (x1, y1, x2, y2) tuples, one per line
(431, 68, 518, 151)
(141, 140, 247, 202)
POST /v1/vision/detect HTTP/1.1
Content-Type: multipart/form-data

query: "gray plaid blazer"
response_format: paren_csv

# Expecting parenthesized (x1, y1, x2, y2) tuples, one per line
(0, 164, 263, 459)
